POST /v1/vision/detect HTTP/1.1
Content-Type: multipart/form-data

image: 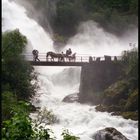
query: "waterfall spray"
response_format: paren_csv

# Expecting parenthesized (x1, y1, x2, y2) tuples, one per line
(2, 0, 138, 140)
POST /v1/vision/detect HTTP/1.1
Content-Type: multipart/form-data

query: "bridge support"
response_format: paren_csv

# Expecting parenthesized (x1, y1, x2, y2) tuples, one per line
(79, 61, 122, 104)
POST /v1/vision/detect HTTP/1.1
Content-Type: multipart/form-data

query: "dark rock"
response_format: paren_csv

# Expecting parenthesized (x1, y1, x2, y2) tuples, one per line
(102, 80, 130, 106)
(95, 104, 107, 112)
(111, 112, 121, 116)
(29, 103, 37, 112)
(93, 127, 129, 140)
(121, 111, 138, 121)
(107, 105, 121, 112)
(62, 93, 78, 103)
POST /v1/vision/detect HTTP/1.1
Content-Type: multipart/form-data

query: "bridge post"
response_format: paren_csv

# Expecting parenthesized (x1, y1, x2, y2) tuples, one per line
(81, 57, 82, 62)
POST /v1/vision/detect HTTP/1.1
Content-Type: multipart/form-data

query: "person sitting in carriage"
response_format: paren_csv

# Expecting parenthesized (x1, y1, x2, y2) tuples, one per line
(66, 48, 72, 57)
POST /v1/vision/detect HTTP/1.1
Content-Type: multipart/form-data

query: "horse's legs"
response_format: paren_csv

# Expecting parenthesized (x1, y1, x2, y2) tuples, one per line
(61, 57, 64, 62)
(58, 57, 60, 62)
(46, 56, 48, 61)
(50, 57, 52, 62)
(63, 57, 65, 62)
(52, 57, 54, 62)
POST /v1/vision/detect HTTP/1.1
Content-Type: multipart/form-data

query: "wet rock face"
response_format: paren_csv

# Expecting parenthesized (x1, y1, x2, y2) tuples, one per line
(62, 93, 78, 103)
(93, 127, 129, 140)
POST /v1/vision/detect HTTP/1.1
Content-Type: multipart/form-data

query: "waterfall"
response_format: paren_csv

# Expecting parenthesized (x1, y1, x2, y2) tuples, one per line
(2, 0, 138, 140)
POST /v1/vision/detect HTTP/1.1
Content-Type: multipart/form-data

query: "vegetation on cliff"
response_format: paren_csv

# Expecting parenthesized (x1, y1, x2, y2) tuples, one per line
(95, 48, 138, 120)
(54, 0, 137, 37)
(19, 0, 138, 41)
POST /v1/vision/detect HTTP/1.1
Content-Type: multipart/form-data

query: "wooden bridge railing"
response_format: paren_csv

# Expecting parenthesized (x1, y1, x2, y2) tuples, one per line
(21, 53, 122, 63)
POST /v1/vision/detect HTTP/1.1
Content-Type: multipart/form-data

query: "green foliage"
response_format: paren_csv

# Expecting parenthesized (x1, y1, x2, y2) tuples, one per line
(2, 101, 33, 140)
(99, 48, 138, 120)
(33, 107, 59, 125)
(124, 89, 138, 111)
(31, 126, 55, 140)
(2, 101, 53, 140)
(103, 79, 130, 105)
(2, 57, 37, 100)
(2, 91, 17, 121)
(121, 47, 138, 79)
(121, 111, 138, 120)
(2, 29, 27, 60)
(2, 29, 37, 101)
(2, 29, 36, 138)
(62, 130, 80, 140)
(53, 0, 137, 37)
(54, 0, 85, 36)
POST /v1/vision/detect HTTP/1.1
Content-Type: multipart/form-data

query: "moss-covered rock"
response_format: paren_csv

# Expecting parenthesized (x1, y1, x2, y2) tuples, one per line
(107, 105, 121, 112)
(121, 111, 138, 121)
(95, 104, 121, 113)
(124, 89, 138, 111)
(102, 80, 130, 106)
(95, 104, 108, 112)
(111, 111, 138, 121)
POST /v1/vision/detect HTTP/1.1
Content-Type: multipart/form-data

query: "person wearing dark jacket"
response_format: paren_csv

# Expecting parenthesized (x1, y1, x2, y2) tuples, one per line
(66, 48, 72, 56)
(32, 49, 40, 61)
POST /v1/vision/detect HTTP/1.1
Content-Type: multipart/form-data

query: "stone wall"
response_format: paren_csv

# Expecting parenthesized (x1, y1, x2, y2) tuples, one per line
(79, 61, 122, 104)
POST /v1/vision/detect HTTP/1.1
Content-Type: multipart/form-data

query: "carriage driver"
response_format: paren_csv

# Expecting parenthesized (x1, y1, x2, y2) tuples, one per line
(66, 48, 72, 56)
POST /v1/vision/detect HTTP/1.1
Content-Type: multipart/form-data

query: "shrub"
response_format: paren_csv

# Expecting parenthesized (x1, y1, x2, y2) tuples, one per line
(62, 129, 80, 140)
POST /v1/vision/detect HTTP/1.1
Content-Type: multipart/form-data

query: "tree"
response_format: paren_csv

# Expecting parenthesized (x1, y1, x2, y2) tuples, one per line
(2, 29, 37, 100)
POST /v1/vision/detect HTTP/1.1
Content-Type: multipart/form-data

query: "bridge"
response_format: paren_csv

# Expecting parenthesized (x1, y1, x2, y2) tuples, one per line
(23, 53, 121, 66)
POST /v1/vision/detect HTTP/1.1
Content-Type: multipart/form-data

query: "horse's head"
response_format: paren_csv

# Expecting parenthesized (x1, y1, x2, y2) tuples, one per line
(46, 51, 52, 57)
(46, 52, 49, 57)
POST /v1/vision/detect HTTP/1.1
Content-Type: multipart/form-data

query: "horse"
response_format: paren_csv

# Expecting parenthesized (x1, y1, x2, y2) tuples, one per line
(46, 51, 64, 62)
(67, 53, 76, 62)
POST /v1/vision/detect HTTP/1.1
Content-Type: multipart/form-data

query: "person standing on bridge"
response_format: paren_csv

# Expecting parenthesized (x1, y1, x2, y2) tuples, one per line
(32, 49, 40, 61)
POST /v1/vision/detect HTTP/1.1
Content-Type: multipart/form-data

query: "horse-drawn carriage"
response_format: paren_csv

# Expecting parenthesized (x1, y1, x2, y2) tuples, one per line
(46, 51, 76, 62)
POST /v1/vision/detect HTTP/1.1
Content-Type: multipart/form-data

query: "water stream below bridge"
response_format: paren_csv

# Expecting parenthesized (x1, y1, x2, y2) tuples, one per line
(2, 0, 138, 139)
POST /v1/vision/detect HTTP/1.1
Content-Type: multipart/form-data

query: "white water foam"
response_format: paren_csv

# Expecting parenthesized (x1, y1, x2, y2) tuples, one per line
(2, 0, 138, 140)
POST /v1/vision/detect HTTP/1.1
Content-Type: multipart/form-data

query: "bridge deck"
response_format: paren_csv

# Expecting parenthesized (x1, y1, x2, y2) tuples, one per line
(24, 54, 121, 66)
(29, 61, 88, 66)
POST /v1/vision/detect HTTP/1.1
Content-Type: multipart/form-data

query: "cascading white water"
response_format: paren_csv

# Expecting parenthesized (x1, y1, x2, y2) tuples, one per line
(2, 0, 138, 140)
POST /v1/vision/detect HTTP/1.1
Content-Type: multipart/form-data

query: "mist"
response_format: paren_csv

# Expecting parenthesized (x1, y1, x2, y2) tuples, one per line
(63, 20, 138, 57)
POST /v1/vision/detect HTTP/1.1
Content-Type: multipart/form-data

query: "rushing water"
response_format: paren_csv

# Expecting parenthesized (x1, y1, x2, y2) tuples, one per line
(2, 0, 138, 140)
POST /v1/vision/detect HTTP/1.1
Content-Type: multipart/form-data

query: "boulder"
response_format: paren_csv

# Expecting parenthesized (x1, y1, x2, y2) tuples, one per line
(93, 127, 129, 140)
(62, 93, 78, 103)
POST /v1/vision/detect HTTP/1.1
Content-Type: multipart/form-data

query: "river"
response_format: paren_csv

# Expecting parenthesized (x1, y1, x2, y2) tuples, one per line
(2, 0, 138, 139)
